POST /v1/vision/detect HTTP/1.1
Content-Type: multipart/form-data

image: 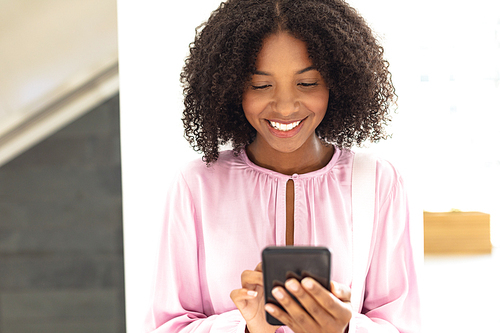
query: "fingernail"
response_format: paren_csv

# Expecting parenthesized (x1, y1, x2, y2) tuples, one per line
(265, 304, 275, 313)
(302, 278, 314, 290)
(285, 279, 300, 292)
(247, 290, 258, 297)
(272, 288, 284, 300)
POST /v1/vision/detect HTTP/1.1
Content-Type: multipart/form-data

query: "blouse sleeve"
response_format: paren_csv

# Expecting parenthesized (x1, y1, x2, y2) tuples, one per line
(349, 167, 422, 333)
(144, 171, 247, 333)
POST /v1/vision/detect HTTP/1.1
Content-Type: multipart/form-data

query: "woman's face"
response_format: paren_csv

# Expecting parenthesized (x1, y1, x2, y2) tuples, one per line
(242, 32, 329, 154)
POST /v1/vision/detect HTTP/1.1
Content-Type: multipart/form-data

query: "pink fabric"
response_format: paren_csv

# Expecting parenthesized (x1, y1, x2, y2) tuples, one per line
(145, 148, 421, 332)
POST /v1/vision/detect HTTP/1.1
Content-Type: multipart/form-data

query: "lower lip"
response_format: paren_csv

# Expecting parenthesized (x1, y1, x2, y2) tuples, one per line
(266, 120, 305, 138)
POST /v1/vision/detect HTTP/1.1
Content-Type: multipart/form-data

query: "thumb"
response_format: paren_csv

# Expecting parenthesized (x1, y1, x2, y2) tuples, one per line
(330, 281, 351, 303)
(231, 288, 258, 309)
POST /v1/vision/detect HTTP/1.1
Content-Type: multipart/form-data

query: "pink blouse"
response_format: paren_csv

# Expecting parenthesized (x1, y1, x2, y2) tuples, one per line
(145, 148, 421, 332)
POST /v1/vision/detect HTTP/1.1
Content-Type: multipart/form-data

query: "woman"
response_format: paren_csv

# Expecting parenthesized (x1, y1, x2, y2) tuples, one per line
(145, 0, 421, 332)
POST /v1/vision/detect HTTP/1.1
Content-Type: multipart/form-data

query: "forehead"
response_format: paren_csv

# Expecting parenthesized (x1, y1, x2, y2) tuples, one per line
(254, 32, 313, 72)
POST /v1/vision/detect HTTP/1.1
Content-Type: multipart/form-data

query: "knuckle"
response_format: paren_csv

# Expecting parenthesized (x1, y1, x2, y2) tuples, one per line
(285, 320, 297, 330)
(294, 312, 308, 326)
(271, 311, 289, 325)
(230, 289, 242, 301)
(340, 303, 353, 322)
(318, 317, 337, 333)
(241, 270, 252, 277)
(308, 303, 322, 317)
(278, 317, 292, 328)
(240, 270, 252, 283)
(325, 294, 337, 309)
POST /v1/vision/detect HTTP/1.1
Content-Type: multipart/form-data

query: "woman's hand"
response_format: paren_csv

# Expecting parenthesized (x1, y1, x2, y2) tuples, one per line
(230, 263, 279, 333)
(264, 278, 352, 333)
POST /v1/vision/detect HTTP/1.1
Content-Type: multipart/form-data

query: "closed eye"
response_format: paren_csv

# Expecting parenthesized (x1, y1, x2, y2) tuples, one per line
(298, 82, 318, 87)
(251, 84, 272, 90)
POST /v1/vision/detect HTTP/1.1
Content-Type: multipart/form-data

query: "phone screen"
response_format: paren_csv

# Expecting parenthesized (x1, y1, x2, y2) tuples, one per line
(261, 246, 331, 325)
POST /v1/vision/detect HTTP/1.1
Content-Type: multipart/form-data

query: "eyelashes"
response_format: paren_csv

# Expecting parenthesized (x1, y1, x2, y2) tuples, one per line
(251, 84, 271, 90)
(250, 82, 319, 90)
(298, 82, 319, 87)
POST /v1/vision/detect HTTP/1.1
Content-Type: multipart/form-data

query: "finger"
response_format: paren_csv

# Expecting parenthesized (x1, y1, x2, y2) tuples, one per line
(241, 270, 263, 288)
(264, 293, 307, 333)
(264, 303, 300, 331)
(230, 288, 259, 308)
(255, 262, 262, 272)
(271, 284, 320, 332)
(330, 281, 351, 303)
(284, 278, 336, 330)
(302, 278, 352, 323)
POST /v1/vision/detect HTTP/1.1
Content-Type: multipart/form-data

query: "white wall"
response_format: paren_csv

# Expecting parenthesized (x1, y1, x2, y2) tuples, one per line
(117, 1, 222, 331)
(350, 0, 500, 240)
(118, 1, 500, 331)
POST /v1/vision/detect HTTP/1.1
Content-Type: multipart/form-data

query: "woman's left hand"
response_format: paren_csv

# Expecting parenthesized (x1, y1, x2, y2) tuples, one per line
(264, 278, 352, 333)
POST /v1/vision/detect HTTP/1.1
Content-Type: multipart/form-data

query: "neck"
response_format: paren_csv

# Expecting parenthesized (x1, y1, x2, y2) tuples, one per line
(246, 135, 334, 175)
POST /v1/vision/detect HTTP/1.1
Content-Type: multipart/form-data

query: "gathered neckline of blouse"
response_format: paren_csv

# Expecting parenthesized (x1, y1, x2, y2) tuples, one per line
(236, 146, 343, 180)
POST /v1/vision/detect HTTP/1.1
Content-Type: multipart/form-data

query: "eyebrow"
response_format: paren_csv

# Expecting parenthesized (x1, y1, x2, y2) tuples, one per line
(297, 66, 316, 74)
(253, 66, 316, 76)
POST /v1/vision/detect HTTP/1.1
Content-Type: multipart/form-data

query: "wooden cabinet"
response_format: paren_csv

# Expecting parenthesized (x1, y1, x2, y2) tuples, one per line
(424, 211, 492, 254)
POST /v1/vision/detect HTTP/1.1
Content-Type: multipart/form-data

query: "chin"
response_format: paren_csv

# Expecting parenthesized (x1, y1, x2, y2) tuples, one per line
(269, 142, 303, 154)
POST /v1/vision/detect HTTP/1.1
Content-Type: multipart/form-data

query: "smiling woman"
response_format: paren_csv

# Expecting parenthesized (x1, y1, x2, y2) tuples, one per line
(118, 0, 500, 332)
(142, 1, 420, 333)
(242, 32, 331, 174)
(180, 0, 394, 166)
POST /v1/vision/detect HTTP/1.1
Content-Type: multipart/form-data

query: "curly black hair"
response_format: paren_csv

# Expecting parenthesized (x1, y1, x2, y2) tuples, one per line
(181, 0, 395, 164)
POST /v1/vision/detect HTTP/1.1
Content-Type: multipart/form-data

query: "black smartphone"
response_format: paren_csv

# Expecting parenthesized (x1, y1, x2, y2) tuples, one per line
(261, 246, 331, 326)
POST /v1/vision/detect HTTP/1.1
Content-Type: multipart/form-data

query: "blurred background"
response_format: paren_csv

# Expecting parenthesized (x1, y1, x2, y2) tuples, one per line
(1, 0, 499, 332)
(0, 0, 123, 332)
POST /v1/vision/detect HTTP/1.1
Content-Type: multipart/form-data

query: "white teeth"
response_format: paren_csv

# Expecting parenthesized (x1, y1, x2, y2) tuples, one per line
(269, 120, 301, 131)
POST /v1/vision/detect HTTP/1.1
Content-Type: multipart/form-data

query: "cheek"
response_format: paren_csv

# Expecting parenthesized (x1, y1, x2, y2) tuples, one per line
(242, 93, 266, 118)
(241, 95, 251, 115)
(309, 90, 330, 116)
(241, 99, 258, 129)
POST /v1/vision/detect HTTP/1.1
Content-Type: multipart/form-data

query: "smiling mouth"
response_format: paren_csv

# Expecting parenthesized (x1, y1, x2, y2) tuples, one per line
(268, 120, 302, 132)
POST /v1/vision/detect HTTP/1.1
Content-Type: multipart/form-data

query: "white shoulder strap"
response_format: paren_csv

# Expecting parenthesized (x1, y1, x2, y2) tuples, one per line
(351, 151, 377, 314)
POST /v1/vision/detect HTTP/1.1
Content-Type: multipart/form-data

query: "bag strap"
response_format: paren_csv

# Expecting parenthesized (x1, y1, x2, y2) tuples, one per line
(351, 151, 377, 313)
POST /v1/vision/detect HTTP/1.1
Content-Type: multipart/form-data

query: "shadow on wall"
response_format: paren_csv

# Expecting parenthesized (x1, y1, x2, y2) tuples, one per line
(0, 94, 125, 333)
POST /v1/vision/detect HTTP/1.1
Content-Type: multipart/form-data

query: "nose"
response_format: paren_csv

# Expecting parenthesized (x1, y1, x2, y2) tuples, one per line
(272, 86, 299, 116)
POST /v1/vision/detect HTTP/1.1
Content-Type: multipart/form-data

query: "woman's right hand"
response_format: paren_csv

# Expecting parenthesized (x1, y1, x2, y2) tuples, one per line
(230, 263, 279, 333)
